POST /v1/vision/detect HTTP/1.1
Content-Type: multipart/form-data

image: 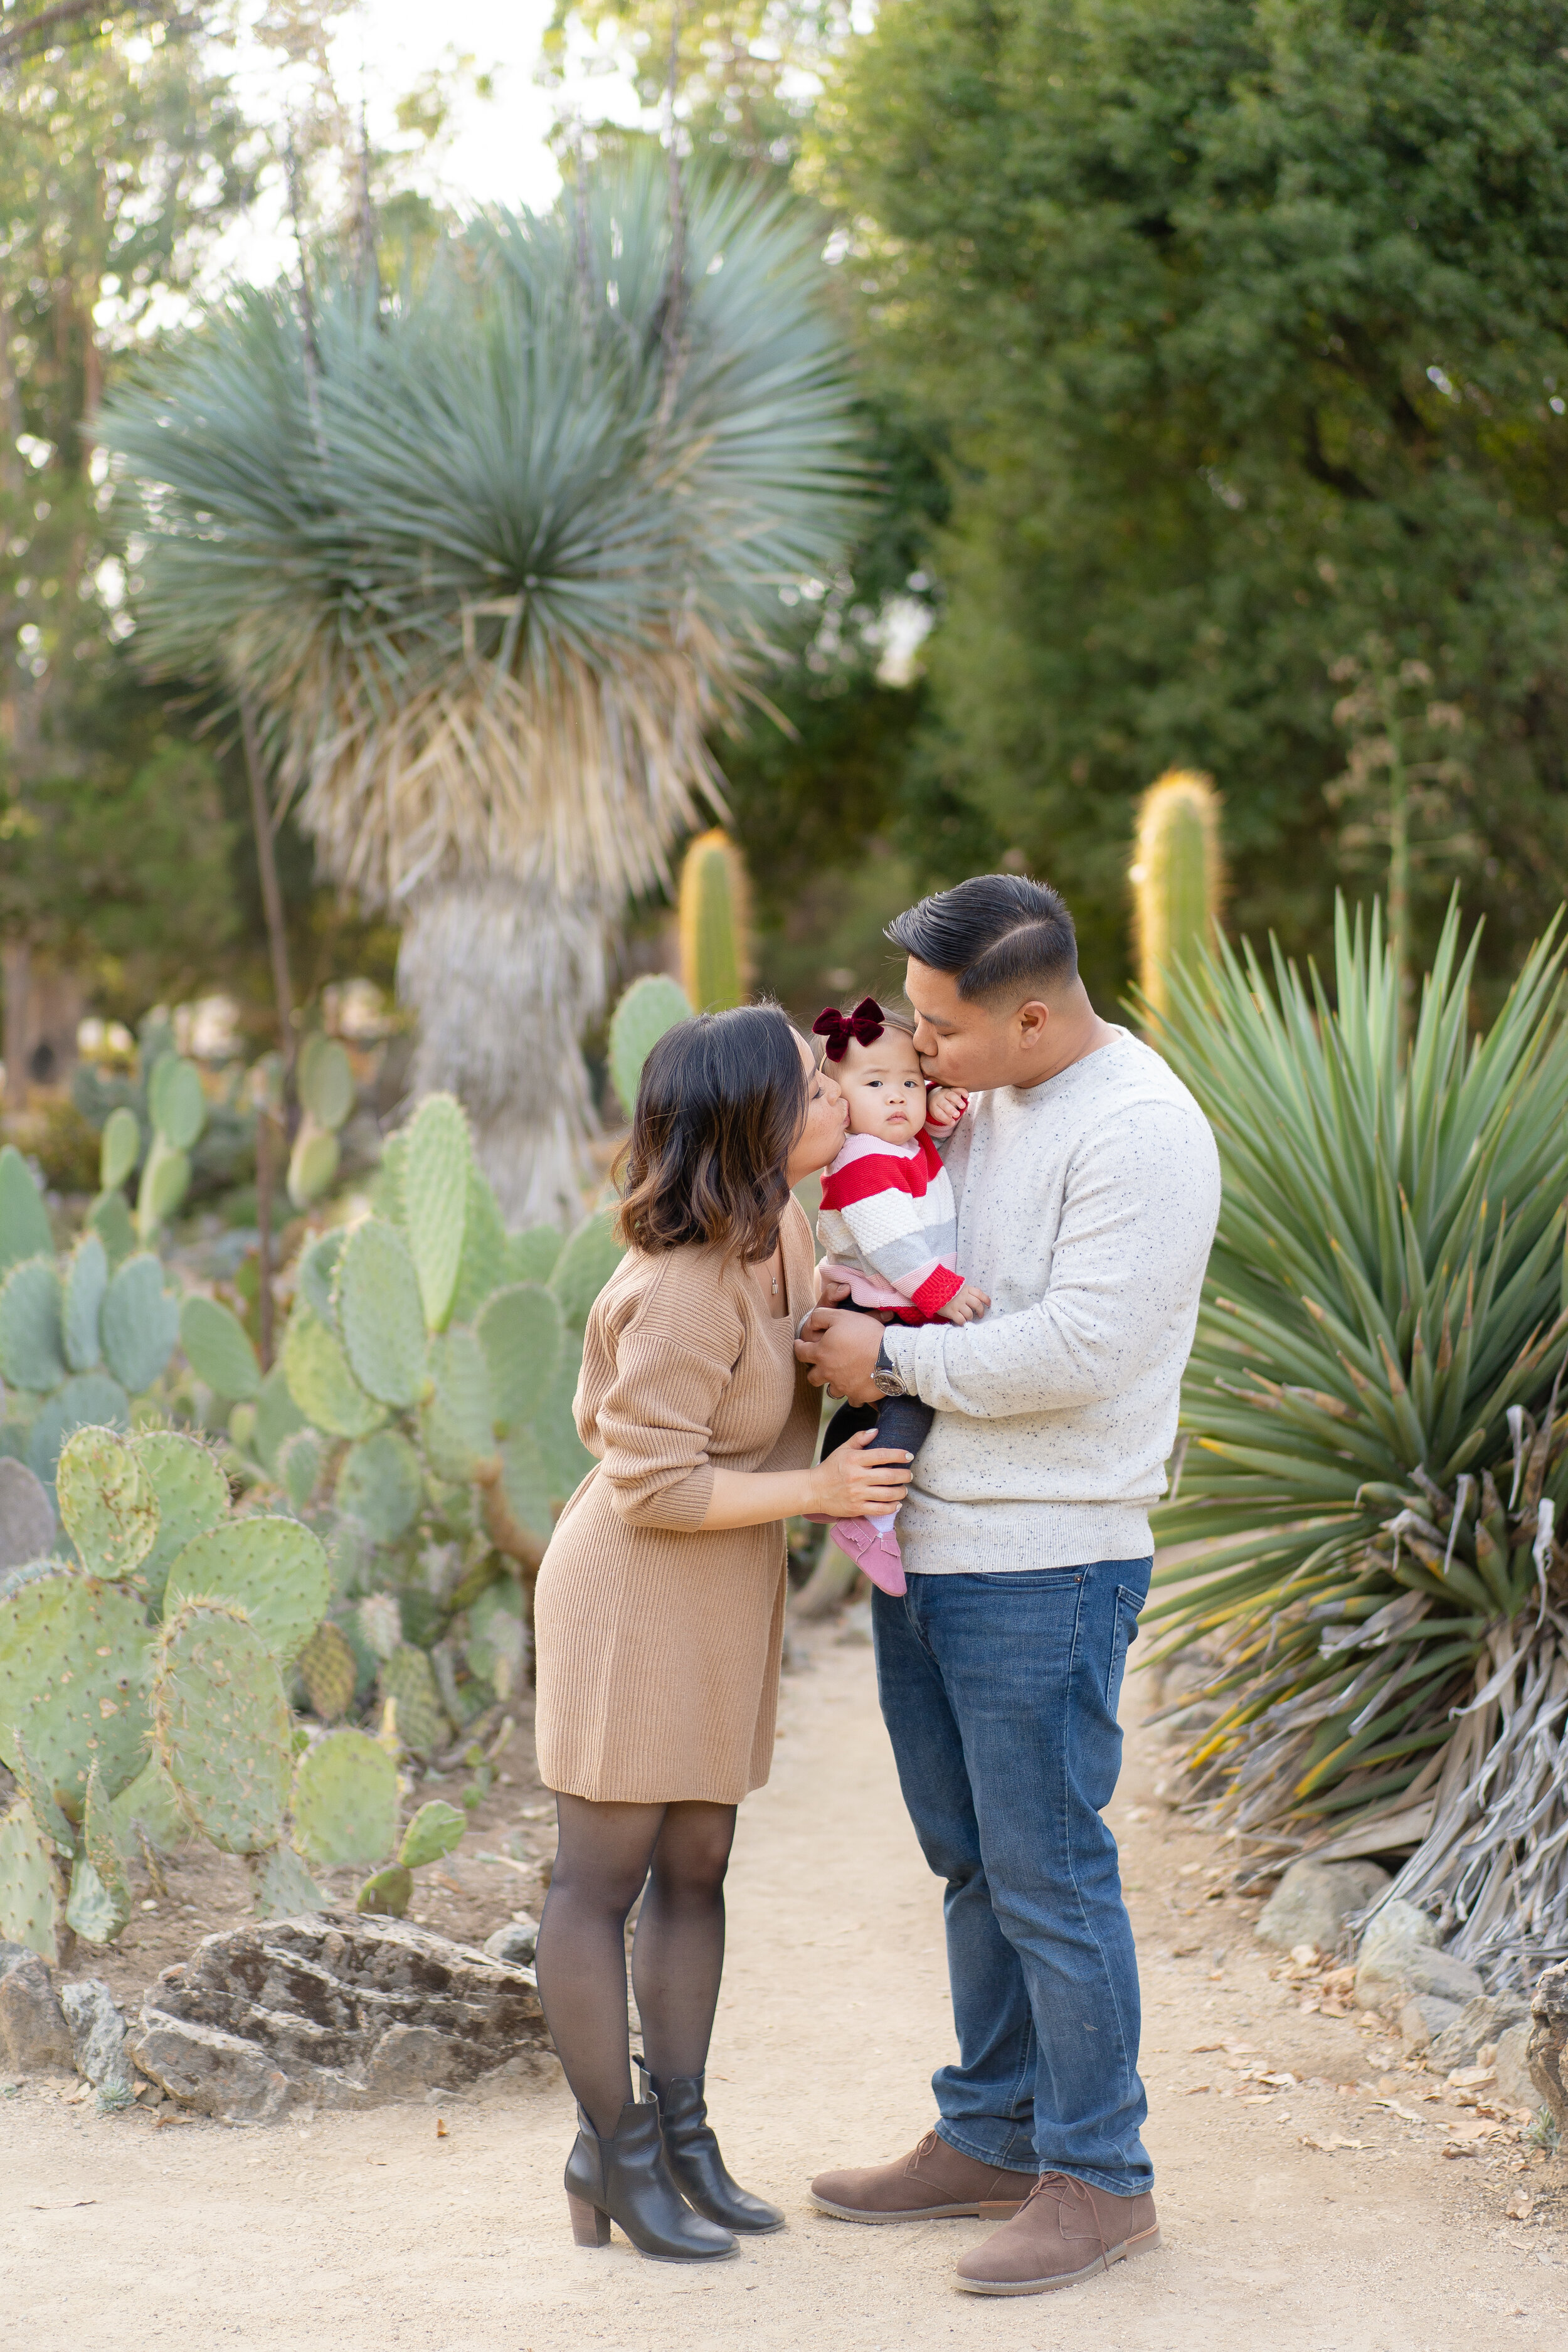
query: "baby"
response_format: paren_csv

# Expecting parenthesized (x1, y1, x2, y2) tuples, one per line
(808, 997, 988, 1597)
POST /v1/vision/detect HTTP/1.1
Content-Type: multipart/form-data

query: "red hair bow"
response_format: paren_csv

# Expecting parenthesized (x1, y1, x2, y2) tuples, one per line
(812, 997, 885, 1062)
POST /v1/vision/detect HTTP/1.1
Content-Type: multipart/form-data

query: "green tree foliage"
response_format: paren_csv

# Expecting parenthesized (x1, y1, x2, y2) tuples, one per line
(818, 0, 1568, 1002)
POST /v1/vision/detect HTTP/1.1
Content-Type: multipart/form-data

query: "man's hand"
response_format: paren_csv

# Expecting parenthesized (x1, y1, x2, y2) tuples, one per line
(794, 1305, 886, 1404)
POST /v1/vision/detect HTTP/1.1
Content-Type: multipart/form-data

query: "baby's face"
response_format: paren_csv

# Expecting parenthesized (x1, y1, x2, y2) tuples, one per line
(835, 1030, 927, 1145)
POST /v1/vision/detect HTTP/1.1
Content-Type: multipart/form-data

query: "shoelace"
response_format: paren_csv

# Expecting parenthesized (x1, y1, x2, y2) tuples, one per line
(1020, 2170, 1097, 2225)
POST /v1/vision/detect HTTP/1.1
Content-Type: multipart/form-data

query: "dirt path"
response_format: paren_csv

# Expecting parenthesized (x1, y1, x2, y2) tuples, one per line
(4, 1623, 1565, 2352)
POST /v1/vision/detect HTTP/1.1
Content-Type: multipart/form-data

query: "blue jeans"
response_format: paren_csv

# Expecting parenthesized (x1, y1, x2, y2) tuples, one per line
(871, 1559, 1153, 2198)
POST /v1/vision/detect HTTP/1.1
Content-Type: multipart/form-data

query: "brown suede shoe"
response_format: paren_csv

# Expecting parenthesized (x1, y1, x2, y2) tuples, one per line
(953, 2170, 1160, 2294)
(810, 2129, 1037, 2224)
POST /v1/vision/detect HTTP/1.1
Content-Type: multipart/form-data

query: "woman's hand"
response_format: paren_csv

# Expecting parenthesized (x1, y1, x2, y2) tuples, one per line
(811, 1429, 914, 1519)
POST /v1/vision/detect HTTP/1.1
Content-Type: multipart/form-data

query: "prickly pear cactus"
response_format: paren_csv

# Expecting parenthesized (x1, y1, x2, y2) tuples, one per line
(99, 1254, 181, 1394)
(297, 1620, 358, 1720)
(0, 1258, 67, 1392)
(0, 1143, 54, 1271)
(334, 1429, 422, 1542)
(0, 1456, 55, 1574)
(398, 1798, 465, 1870)
(152, 1599, 292, 1855)
(179, 1293, 262, 1402)
(61, 1232, 109, 1374)
(356, 1862, 413, 1915)
(549, 1210, 624, 1332)
(477, 1284, 561, 1434)
(403, 1094, 469, 1333)
(99, 1105, 140, 1193)
(133, 1431, 230, 1610)
(290, 1726, 398, 1867)
(334, 1220, 428, 1408)
(0, 1570, 151, 1818)
(0, 1794, 63, 1960)
(608, 973, 693, 1118)
(277, 1427, 324, 1512)
(282, 1306, 386, 1439)
(163, 1515, 330, 1668)
(287, 1034, 356, 1210)
(379, 1643, 449, 1757)
(357, 1592, 403, 1662)
(509, 1225, 563, 1283)
(55, 1428, 159, 1582)
(250, 1838, 329, 1917)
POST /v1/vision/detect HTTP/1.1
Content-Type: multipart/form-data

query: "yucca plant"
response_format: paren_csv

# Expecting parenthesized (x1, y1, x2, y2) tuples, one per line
(1147, 899, 1568, 1988)
(97, 150, 864, 1222)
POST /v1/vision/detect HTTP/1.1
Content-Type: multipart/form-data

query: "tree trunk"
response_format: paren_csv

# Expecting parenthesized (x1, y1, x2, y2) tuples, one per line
(396, 879, 607, 1227)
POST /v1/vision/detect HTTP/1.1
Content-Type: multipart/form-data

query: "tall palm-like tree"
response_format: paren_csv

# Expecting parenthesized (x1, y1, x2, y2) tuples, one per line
(99, 152, 865, 1219)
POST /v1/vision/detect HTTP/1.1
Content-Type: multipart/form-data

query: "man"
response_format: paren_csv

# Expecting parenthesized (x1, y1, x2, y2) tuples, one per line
(796, 873, 1220, 2298)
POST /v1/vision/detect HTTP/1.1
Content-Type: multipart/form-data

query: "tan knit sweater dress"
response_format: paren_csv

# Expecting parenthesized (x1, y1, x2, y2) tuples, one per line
(533, 1197, 819, 1805)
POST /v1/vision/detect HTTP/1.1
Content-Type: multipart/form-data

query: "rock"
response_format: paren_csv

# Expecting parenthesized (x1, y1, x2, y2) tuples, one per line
(1358, 1898, 1441, 1959)
(1398, 1994, 1463, 2050)
(127, 1912, 551, 2123)
(0, 1951, 73, 2072)
(59, 1979, 132, 2097)
(1355, 1929, 1484, 2016)
(482, 1915, 539, 1969)
(1256, 1858, 1391, 1956)
(0, 1456, 56, 1571)
(1429, 1992, 1532, 2074)
(1527, 1959, 1568, 2129)
(1494, 2022, 1537, 2109)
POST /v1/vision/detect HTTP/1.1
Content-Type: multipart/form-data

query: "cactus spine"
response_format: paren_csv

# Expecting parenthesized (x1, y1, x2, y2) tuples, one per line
(1130, 768, 1224, 1022)
(677, 829, 751, 1012)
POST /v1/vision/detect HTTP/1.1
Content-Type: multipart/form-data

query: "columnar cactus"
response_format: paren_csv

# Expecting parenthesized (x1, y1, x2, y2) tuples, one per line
(678, 828, 751, 1013)
(1130, 768, 1224, 1023)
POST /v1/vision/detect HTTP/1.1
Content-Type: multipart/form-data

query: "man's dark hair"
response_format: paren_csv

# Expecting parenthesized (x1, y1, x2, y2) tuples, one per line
(886, 874, 1078, 1002)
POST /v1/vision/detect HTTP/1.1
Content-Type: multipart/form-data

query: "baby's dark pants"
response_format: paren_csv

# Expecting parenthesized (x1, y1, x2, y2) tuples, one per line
(818, 1298, 935, 1467)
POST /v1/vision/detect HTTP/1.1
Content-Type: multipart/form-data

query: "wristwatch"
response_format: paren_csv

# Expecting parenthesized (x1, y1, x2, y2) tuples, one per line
(872, 1335, 908, 1401)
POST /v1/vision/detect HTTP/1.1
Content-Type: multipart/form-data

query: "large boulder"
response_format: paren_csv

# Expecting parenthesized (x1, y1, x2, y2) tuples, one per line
(1429, 1992, 1531, 2075)
(1397, 1994, 1464, 2051)
(1493, 2022, 1537, 2110)
(0, 1947, 73, 2074)
(127, 1913, 552, 2124)
(1353, 1899, 1484, 2015)
(1256, 1858, 1391, 1956)
(1527, 1959, 1568, 2129)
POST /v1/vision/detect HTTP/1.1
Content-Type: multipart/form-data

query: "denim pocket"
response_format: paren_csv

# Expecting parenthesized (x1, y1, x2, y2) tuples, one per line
(1106, 1582, 1145, 1708)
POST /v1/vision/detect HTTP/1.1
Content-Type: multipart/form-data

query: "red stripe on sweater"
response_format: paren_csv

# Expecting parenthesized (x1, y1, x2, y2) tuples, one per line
(909, 1263, 965, 1315)
(819, 1130, 944, 1210)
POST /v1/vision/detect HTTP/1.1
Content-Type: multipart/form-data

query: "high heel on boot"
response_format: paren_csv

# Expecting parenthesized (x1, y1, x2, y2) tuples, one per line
(563, 2096, 737, 2261)
(645, 2067, 787, 2234)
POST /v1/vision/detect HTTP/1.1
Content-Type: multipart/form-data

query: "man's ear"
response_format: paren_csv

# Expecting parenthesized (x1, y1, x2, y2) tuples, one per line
(1016, 999, 1051, 1047)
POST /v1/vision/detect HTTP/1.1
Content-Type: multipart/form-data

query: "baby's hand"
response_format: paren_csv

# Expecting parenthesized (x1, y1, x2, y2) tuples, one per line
(936, 1280, 990, 1325)
(925, 1085, 970, 1134)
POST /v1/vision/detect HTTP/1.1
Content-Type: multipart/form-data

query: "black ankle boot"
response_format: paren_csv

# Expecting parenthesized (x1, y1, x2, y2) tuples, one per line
(647, 2068, 787, 2234)
(564, 2095, 737, 2262)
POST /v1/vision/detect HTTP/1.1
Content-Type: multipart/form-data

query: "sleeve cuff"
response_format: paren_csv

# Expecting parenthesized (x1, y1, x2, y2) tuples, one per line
(909, 1264, 965, 1315)
(606, 1459, 715, 1530)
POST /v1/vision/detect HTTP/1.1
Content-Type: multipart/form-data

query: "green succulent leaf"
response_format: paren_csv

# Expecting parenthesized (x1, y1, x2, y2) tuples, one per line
(378, 1643, 450, 1757)
(99, 1254, 181, 1394)
(0, 1571, 152, 1816)
(99, 1106, 141, 1194)
(56, 1426, 159, 1582)
(148, 1055, 206, 1152)
(402, 1094, 470, 1333)
(135, 1137, 191, 1244)
(287, 1120, 340, 1210)
(164, 1516, 330, 1668)
(0, 1147, 54, 1276)
(548, 1209, 624, 1332)
(132, 1431, 231, 1611)
(87, 1189, 137, 1269)
(508, 1225, 563, 1283)
(356, 1862, 413, 1916)
(449, 1163, 511, 1326)
(298, 1034, 354, 1131)
(608, 972, 692, 1118)
(396, 1796, 466, 1871)
(0, 1795, 64, 1961)
(421, 1328, 495, 1480)
(180, 1294, 262, 1401)
(253, 1360, 308, 1476)
(110, 1751, 192, 1856)
(297, 1230, 346, 1330)
(12, 1727, 77, 1856)
(496, 1427, 556, 1544)
(277, 1428, 324, 1512)
(477, 1283, 562, 1436)
(0, 1258, 67, 1392)
(27, 1374, 131, 1491)
(334, 1219, 427, 1407)
(530, 1330, 594, 1502)
(250, 1839, 331, 1919)
(61, 1232, 109, 1374)
(334, 1428, 423, 1542)
(153, 1600, 292, 1855)
(291, 1725, 398, 1868)
(281, 1305, 386, 1439)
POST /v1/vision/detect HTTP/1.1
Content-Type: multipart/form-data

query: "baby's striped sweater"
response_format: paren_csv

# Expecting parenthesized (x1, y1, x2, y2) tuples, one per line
(815, 1130, 964, 1322)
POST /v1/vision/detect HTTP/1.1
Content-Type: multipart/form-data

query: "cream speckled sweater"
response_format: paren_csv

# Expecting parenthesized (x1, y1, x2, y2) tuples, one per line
(881, 1029, 1220, 1573)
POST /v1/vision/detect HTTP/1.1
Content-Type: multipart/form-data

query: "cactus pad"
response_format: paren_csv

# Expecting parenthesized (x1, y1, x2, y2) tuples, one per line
(608, 972, 693, 1117)
(0, 1258, 67, 1391)
(278, 1428, 324, 1512)
(110, 1751, 191, 1855)
(464, 1577, 526, 1692)
(100, 1253, 181, 1394)
(376, 1128, 408, 1230)
(132, 1431, 230, 1609)
(12, 1725, 75, 1855)
(282, 1305, 385, 1439)
(0, 1571, 151, 1814)
(250, 1838, 330, 1918)
(298, 1034, 354, 1130)
(152, 1600, 292, 1855)
(497, 1428, 556, 1545)
(450, 1164, 511, 1324)
(530, 1330, 594, 1501)
(70, 1762, 132, 1942)
(148, 1054, 206, 1151)
(402, 1094, 470, 1332)
(290, 1726, 398, 1867)
(355, 1862, 413, 1915)
(88, 1188, 136, 1269)
(297, 1620, 358, 1720)
(0, 1145, 53, 1274)
(99, 1106, 140, 1194)
(420, 1331, 496, 1482)
(508, 1224, 563, 1283)
(548, 1210, 624, 1332)
(180, 1294, 261, 1401)
(477, 1283, 562, 1435)
(26, 1372, 130, 1491)
(297, 1229, 345, 1330)
(379, 1643, 449, 1757)
(397, 1798, 466, 1871)
(334, 1219, 427, 1407)
(135, 1137, 191, 1242)
(56, 1427, 159, 1582)
(0, 1456, 55, 1573)
(287, 1120, 340, 1209)
(357, 1591, 403, 1662)
(61, 1232, 109, 1374)
(164, 1516, 330, 1668)
(0, 1796, 63, 1961)
(253, 1361, 307, 1477)
(334, 1428, 423, 1542)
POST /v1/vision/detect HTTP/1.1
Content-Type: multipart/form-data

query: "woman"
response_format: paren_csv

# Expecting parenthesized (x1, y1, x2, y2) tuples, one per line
(532, 1005, 913, 2263)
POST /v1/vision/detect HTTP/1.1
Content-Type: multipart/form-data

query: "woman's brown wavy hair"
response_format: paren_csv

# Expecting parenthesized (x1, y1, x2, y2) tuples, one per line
(617, 1003, 807, 1261)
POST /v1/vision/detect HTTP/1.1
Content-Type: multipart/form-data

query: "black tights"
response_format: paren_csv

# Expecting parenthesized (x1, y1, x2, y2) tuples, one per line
(533, 1793, 737, 2137)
